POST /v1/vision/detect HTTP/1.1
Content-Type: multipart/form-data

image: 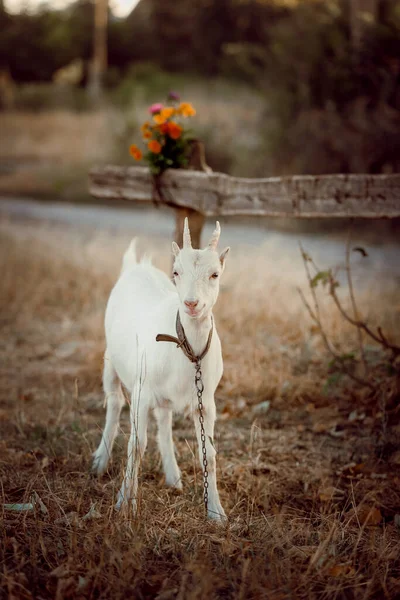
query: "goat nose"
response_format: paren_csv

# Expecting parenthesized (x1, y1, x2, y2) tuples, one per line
(184, 299, 199, 309)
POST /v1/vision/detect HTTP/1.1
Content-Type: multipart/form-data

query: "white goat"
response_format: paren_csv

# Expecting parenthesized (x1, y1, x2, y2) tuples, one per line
(92, 218, 230, 521)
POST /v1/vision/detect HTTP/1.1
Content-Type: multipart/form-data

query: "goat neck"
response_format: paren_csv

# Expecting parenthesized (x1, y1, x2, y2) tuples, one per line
(178, 307, 213, 359)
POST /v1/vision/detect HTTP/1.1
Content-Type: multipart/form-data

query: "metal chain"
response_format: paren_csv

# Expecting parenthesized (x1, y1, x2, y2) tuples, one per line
(195, 360, 209, 513)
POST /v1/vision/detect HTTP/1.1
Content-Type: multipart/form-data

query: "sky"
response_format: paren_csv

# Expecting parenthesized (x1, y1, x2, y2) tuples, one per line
(4, 0, 141, 18)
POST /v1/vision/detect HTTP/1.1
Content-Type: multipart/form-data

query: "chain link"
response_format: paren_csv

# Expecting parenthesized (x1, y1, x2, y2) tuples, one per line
(195, 360, 208, 513)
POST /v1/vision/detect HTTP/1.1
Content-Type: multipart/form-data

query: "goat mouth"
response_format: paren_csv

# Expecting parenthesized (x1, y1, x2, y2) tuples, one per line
(185, 305, 205, 318)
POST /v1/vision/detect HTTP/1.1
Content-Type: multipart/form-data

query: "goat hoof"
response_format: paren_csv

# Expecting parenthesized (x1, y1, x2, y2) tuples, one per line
(208, 508, 227, 524)
(91, 461, 106, 477)
(115, 493, 136, 515)
(91, 452, 109, 477)
(165, 477, 183, 491)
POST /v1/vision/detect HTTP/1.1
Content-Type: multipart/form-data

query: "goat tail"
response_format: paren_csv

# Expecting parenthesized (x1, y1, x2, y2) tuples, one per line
(121, 238, 138, 273)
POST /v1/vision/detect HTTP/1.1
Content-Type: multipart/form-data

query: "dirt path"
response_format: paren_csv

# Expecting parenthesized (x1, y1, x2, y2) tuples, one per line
(1, 196, 400, 283)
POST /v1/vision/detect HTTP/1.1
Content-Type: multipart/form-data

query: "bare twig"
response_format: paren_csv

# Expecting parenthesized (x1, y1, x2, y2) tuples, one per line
(299, 236, 400, 391)
(297, 286, 337, 357)
(346, 228, 368, 376)
(328, 276, 400, 357)
(298, 244, 326, 333)
(297, 250, 375, 391)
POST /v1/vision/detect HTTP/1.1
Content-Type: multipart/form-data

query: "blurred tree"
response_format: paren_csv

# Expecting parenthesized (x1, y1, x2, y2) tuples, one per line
(149, 0, 199, 71)
(88, 0, 108, 98)
(350, 0, 378, 50)
(1, 0, 400, 174)
(193, 0, 236, 74)
(0, 0, 94, 82)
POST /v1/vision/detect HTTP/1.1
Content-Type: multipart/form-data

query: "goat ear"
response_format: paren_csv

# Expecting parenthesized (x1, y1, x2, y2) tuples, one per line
(172, 241, 180, 257)
(219, 246, 230, 268)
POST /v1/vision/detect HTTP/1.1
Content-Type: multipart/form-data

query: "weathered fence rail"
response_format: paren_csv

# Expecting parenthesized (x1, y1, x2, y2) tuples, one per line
(89, 166, 400, 245)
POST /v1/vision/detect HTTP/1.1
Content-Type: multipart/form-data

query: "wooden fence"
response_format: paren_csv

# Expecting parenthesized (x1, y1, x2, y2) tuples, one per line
(89, 166, 400, 247)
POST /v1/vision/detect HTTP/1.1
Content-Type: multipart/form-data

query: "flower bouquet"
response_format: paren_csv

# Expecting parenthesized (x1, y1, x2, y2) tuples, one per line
(129, 93, 196, 175)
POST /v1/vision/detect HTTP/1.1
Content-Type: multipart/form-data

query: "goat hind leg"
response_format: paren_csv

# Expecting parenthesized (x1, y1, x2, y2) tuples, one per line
(92, 355, 125, 476)
(116, 389, 149, 513)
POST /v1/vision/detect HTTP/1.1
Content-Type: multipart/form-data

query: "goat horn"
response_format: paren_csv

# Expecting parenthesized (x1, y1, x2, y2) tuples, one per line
(208, 221, 221, 250)
(183, 217, 192, 249)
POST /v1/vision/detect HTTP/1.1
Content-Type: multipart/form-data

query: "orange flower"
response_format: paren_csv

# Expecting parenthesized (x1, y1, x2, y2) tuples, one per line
(153, 113, 166, 125)
(143, 130, 152, 139)
(153, 107, 175, 125)
(178, 102, 196, 117)
(167, 121, 183, 140)
(129, 144, 142, 161)
(141, 121, 150, 132)
(161, 107, 175, 119)
(148, 140, 162, 154)
(157, 123, 169, 134)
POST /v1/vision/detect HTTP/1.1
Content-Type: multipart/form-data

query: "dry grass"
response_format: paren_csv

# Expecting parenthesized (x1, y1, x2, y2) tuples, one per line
(0, 111, 112, 166)
(0, 110, 114, 199)
(1, 219, 400, 600)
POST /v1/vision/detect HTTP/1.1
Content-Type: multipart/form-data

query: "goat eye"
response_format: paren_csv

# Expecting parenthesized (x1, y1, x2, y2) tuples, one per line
(210, 273, 219, 279)
(173, 271, 179, 277)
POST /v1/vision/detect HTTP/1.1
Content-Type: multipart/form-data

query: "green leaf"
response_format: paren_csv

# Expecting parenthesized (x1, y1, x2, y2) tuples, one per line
(310, 271, 330, 288)
(339, 352, 356, 361)
(328, 353, 355, 371)
(323, 372, 343, 394)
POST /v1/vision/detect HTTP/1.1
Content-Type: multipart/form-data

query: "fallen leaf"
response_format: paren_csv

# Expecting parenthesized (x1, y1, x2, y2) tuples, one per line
(318, 486, 345, 502)
(357, 506, 382, 526)
(81, 503, 102, 521)
(338, 462, 366, 477)
(313, 422, 328, 433)
(41, 456, 50, 469)
(328, 564, 356, 577)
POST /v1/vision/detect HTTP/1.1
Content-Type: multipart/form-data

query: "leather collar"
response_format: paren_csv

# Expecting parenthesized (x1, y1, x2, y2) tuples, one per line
(156, 311, 213, 363)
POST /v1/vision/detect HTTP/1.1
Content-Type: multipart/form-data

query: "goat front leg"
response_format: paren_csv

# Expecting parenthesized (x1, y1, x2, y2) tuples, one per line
(116, 388, 148, 514)
(154, 407, 182, 490)
(193, 399, 226, 522)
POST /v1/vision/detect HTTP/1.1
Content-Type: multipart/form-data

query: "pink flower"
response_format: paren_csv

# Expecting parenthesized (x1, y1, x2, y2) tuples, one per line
(168, 91, 180, 101)
(149, 103, 163, 115)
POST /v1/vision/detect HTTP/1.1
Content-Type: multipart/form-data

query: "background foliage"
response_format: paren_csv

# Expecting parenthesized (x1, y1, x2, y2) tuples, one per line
(1, 0, 400, 175)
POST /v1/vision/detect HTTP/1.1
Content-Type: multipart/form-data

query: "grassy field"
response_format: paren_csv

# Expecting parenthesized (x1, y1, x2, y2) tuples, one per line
(1, 218, 399, 599)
